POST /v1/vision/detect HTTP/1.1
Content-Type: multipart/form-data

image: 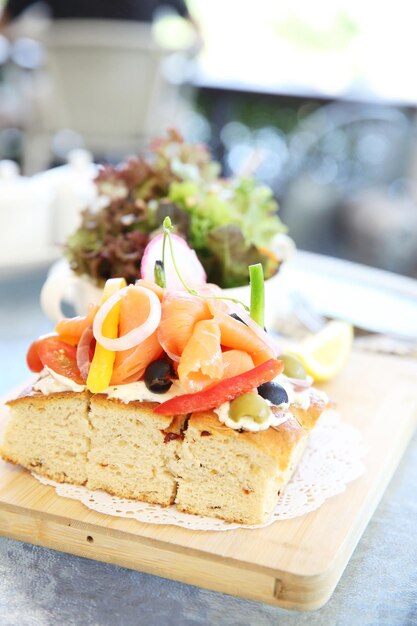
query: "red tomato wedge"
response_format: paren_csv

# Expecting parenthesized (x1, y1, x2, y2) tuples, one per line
(154, 358, 283, 416)
(26, 333, 58, 372)
(27, 336, 84, 384)
(27, 342, 44, 373)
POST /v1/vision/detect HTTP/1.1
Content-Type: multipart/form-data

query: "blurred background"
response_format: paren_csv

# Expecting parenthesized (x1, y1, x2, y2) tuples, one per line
(1, 0, 417, 278)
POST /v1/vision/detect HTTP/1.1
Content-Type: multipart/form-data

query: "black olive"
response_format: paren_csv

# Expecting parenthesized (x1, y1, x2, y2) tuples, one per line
(144, 359, 173, 393)
(229, 313, 247, 325)
(257, 382, 288, 406)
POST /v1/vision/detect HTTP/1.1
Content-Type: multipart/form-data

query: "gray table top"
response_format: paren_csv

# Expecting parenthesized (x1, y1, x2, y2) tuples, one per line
(0, 268, 416, 626)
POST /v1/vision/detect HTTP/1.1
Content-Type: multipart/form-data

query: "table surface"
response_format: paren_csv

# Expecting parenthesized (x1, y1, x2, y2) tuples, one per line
(0, 260, 416, 626)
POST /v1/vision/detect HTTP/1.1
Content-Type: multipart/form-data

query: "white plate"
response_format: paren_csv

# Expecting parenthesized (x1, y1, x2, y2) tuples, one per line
(279, 251, 417, 340)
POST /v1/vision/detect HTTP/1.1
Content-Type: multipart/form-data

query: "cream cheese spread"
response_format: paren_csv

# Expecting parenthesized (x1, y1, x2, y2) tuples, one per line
(213, 402, 290, 432)
(34, 367, 85, 394)
(33, 368, 184, 403)
(33, 369, 328, 433)
(105, 380, 184, 404)
(213, 374, 328, 432)
(273, 374, 311, 410)
(310, 388, 329, 405)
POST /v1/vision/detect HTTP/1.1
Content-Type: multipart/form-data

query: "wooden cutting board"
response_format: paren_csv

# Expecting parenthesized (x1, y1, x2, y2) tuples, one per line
(0, 351, 416, 611)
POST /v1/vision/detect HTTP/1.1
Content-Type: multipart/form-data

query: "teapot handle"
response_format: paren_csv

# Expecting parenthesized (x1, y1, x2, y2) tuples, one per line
(40, 267, 80, 323)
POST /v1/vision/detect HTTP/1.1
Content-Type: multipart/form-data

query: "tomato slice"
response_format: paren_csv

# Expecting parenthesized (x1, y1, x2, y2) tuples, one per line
(154, 358, 283, 416)
(26, 333, 58, 373)
(28, 336, 84, 384)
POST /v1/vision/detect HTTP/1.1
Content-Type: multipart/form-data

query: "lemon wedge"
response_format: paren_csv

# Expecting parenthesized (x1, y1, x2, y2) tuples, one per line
(288, 321, 354, 382)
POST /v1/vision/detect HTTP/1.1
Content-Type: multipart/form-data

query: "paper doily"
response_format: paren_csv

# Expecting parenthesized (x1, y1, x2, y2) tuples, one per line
(33, 410, 365, 531)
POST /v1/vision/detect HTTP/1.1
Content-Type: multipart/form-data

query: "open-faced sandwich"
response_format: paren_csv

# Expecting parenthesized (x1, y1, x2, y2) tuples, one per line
(1, 220, 327, 524)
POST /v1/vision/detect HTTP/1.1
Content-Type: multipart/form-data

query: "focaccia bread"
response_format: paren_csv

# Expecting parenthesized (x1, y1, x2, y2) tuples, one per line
(174, 397, 324, 524)
(174, 410, 308, 524)
(1, 387, 326, 524)
(87, 395, 186, 506)
(3, 389, 90, 485)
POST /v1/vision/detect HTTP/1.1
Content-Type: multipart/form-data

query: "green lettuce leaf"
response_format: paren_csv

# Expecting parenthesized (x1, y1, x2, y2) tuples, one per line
(206, 225, 280, 288)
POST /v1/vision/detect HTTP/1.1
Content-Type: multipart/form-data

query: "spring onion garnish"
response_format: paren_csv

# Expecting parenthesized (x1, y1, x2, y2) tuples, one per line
(249, 263, 265, 327)
(154, 260, 166, 288)
(162, 220, 168, 271)
(162, 217, 250, 312)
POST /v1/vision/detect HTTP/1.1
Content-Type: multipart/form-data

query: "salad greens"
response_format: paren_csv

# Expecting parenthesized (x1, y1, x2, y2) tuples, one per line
(66, 130, 286, 288)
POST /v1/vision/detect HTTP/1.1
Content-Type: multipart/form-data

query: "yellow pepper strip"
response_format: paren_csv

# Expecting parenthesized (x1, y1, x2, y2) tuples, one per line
(86, 277, 127, 392)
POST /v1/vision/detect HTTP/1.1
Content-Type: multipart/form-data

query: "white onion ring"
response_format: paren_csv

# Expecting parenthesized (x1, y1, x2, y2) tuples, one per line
(93, 285, 161, 351)
(285, 375, 314, 388)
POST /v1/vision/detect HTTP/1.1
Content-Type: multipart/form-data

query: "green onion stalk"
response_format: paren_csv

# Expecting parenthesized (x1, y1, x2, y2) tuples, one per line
(249, 263, 265, 328)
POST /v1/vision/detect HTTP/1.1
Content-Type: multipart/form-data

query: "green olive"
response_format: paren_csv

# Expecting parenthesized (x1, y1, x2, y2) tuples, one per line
(278, 354, 307, 379)
(229, 393, 270, 424)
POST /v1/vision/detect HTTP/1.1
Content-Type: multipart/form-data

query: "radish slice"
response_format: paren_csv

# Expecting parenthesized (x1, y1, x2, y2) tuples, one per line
(141, 233, 206, 290)
(76, 327, 94, 381)
(93, 285, 161, 351)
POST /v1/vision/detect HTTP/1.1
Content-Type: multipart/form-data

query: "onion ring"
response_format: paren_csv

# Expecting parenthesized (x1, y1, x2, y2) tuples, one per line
(286, 374, 314, 388)
(93, 285, 161, 351)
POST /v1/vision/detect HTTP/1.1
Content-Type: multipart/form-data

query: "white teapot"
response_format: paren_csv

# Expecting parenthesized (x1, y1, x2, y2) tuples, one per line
(33, 149, 97, 245)
(0, 160, 53, 263)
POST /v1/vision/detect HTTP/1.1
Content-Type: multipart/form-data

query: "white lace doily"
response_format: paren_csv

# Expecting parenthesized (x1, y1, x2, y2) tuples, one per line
(33, 410, 365, 531)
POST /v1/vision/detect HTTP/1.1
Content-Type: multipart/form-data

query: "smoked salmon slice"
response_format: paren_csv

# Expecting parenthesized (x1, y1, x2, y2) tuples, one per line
(157, 291, 211, 361)
(55, 283, 269, 387)
(110, 287, 163, 385)
(177, 319, 223, 393)
(135, 278, 164, 301)
(214, 311, 275, 366)
(55, 304, 99, 346)
(221, 349, 255, 379)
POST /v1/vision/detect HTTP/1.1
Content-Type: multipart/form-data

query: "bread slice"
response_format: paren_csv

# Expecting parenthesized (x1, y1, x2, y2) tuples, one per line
(173, 409, 307, 525)
(174, 397, 326, 524)
(87, 395, 186, 506)
(2, 388, 90, 485)
(1, 387, 326, 524)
